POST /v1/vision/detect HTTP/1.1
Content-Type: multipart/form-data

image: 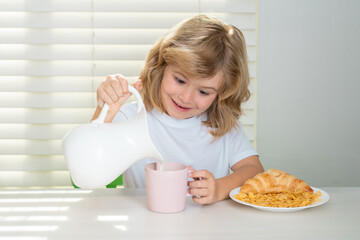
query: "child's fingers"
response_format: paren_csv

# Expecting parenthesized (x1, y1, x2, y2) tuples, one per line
(189, 169, 210, 180)
(98, 74, 134, 107)
(192, 195, 211, 205)
(97, 85, 114, 106)
(114, 74, 129, 95)
(96, 88, 106, 107)
(189, 188, 209, 197)
(133, 80, 143, 91)
(110, 76, 123, 99)
(188, 179, 207, 188)
(98, 75, 120, 104)
(103, 83, 120, 103)
(187, 166, 195, 177)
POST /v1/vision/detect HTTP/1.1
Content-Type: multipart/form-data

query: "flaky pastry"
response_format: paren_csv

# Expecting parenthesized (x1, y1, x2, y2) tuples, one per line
(240, 169, 313, 194)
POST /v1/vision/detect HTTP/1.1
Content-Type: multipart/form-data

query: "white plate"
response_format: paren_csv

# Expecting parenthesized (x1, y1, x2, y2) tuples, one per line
(229, 187, 329, 213)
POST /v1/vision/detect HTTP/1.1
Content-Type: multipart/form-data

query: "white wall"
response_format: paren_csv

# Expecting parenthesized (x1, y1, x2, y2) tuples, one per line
(257, 0, 360, 186)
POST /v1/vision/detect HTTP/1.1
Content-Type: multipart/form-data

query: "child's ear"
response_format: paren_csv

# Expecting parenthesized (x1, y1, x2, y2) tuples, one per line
(133, 79, 143, 91)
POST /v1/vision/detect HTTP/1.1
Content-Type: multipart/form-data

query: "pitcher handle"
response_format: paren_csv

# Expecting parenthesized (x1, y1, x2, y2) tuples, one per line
(91, 85, 144, 124)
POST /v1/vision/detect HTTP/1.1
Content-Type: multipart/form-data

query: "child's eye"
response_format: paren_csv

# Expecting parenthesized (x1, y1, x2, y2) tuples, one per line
(175, 77, 185, 84)
(199, 89, 209, 96)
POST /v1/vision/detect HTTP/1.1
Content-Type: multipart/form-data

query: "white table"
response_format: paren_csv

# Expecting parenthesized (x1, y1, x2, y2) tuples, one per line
(0, 187, 359, 240)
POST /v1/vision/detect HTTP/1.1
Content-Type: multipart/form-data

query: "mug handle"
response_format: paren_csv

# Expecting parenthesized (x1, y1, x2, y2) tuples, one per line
(91, 85, 144, 124)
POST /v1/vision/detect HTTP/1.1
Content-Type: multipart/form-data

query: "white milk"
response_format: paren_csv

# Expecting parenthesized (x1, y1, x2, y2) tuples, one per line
(156, 162, 164, 171)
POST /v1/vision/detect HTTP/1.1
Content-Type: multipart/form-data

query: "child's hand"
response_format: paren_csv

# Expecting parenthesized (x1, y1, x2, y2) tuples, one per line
(95, 74, 142, 122)
(188, 166, 218, 205)
(97, 74, 142, 109)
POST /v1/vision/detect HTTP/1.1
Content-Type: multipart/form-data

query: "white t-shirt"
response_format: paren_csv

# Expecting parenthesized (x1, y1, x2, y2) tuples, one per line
(113, 102, 258, 188)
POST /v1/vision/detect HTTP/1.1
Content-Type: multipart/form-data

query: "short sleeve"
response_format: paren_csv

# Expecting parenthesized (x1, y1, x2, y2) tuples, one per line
(227, 124, 259, 168)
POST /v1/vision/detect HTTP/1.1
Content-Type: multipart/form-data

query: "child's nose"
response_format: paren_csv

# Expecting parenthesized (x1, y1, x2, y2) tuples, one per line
(179, 88, 193, 103)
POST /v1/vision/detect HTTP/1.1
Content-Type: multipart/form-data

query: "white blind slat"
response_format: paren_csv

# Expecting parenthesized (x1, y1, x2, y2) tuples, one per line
(0, 45, 256, 61)
(0, 28, 168, 44)
(0, 45, 150, 60)
(0, 12, 255, 29)
(0, 29, 256, 45)
(0, 171, 71, 187)
(0, 76, 255, 93)
(0, 60, 145, 76)
(0, 155, 67, 171)
(0, 139, 62, 155)
(0, 0, 92, 12)
(0, 93, 95, 108)
(0, 0, 255, 13)
(0, 108, 94, 124)
(0, 0, 197, 12)
(0, 61, 256, 78)
(0, 76, 138, 92)
(0, 124, 78, 139)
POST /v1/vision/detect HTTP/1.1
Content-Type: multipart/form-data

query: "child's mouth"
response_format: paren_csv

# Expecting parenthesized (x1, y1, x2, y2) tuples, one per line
(171, 98, 191, 111)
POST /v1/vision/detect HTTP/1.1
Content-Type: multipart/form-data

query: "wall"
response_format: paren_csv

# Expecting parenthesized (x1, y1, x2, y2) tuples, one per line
(257, 0, 360, 186)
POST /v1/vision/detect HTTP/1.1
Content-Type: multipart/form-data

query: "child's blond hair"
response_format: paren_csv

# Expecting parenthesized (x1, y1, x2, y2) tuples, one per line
(139, 15, 250, 139)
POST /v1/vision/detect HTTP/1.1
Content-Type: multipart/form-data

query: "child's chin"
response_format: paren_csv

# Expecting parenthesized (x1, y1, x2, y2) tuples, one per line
(172, 113, 195, 120)
(167, 111, 190, 119)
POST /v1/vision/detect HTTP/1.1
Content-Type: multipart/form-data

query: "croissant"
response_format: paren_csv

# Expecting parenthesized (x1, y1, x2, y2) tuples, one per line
(240, 169, 313, 193)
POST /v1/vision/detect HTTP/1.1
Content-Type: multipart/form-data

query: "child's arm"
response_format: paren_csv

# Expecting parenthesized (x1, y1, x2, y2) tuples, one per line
(188, 155, 264, 205)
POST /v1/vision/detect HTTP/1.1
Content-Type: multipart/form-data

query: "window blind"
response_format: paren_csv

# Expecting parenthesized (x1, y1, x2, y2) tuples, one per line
(0, 0, 257, 187)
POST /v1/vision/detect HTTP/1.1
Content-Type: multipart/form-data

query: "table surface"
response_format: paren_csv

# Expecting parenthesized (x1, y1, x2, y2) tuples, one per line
(0, 187, 359, 240)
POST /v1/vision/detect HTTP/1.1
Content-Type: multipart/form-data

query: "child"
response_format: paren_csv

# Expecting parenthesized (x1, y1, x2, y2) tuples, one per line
(91, 15, 264, 205)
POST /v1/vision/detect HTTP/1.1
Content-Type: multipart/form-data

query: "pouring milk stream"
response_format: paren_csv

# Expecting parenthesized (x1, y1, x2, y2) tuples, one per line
(62, 85, 163, 189)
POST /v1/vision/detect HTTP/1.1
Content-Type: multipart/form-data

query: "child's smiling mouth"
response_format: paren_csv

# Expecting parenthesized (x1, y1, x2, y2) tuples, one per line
(171, 98, 192, 112)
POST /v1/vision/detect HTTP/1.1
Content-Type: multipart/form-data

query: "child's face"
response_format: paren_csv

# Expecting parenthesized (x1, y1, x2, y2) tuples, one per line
(160, 65, 222, 119)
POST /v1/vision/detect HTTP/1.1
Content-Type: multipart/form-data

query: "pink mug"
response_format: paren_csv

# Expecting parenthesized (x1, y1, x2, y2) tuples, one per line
(145, 162, 190, 213)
